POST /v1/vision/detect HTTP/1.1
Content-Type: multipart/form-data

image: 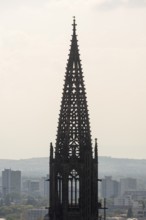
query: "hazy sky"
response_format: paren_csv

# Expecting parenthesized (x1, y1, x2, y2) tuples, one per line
(0, 0, 146, 159)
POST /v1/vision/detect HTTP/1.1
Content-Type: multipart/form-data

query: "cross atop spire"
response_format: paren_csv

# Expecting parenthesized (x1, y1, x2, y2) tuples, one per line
(72, 16, 77, 35)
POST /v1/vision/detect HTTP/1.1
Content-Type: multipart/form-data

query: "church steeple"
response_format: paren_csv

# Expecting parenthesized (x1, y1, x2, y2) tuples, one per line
(56, 17, 92, 160)
(48, 19, 98, 220)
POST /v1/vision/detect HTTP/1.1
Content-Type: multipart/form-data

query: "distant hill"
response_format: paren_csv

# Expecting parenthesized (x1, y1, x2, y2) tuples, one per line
(0, 158, 49, 177)
(99, 157, 146, 179)
(0, 157, 146, 178)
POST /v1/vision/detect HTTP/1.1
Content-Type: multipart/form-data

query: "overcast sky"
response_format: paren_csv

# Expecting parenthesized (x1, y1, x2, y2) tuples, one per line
(0, 0, 146, 159)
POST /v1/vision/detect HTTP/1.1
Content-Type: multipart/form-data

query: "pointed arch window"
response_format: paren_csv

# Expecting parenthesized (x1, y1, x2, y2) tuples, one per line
(68, 169, 80, 206)
(57, 173, 62, 203)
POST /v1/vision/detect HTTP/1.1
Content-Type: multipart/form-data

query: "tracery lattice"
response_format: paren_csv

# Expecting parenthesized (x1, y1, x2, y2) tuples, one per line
(56, 36, 92, 159)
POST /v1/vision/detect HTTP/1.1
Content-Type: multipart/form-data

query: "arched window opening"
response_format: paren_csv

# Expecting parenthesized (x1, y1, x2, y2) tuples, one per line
(68, 169, 79, 207)
(57, 173, 62, 203)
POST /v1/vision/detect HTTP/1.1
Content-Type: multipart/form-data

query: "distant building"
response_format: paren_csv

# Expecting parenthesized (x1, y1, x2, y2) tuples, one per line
(132, 200, 146, 218)
(101, 176, 119, 198)
(39, 175, 49, 199)
(22, 180, 39, 196)
(114, 195, 132, 207)
(124, 190, 146, 200)
(22, 176, 49, 198)
(120, 178, 137, 196)
(2, 169, 21, 196)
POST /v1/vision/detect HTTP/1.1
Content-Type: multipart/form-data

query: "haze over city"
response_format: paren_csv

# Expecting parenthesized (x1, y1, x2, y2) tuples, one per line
(0, 0, 146, 159)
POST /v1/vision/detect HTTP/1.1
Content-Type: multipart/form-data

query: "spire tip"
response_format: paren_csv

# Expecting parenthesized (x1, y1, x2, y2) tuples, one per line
(73, 16, 76, 23)
(72, 16, 77, 33)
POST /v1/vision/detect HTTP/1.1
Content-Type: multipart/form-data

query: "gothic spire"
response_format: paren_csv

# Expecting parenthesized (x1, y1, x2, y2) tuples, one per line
(48, 19, 99, 220)
(55, 18, 92, 159)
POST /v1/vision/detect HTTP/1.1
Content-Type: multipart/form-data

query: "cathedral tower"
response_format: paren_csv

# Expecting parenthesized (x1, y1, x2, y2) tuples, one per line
(47, 18, 98, 220)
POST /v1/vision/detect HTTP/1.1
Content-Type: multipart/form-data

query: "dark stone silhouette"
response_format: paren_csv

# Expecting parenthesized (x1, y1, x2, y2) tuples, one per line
(45, 18, 99, 220)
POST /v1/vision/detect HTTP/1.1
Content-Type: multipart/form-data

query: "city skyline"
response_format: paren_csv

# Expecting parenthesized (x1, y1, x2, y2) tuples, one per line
(0, 0, 146, 159)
